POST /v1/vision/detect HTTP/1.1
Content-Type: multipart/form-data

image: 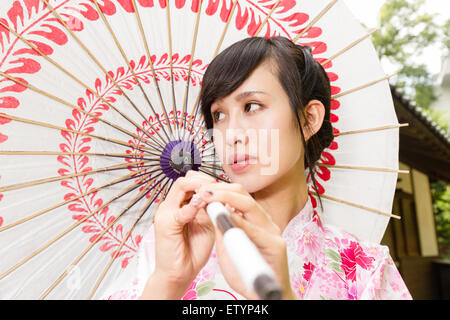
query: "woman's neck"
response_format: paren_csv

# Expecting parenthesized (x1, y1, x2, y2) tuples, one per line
(251, 159, 309, 232)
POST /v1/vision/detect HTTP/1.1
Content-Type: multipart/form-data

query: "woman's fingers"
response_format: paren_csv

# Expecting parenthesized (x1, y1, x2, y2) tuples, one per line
(230, 213, 280, 248)
(173, 194, 203, 226)
(197, 183, 277, 232)
(201, 188, 255, 213)
(198, 183, 254, 211)
(154, 171, 216, 227)
(164, 170, 217, 206)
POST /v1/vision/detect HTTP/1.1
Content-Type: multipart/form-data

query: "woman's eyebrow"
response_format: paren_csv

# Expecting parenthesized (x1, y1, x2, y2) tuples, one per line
(234, 90, 269, 101)
(211, 90, 270, 111)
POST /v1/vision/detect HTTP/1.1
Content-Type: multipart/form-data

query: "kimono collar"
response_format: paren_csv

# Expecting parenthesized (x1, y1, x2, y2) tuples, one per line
(281, 195, 315, 239)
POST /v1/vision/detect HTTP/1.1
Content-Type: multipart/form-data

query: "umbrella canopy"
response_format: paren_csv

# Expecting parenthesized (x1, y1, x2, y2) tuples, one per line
(0, 0, 404, 299)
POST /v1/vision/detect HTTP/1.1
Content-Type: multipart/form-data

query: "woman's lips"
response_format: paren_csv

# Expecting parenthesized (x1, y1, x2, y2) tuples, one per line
(231, 160, 250, 173)
(230, 154, 255, 173)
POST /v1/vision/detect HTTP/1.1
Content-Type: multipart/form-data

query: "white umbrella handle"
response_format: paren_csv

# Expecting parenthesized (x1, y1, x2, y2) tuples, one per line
(206, 201, 282, 300)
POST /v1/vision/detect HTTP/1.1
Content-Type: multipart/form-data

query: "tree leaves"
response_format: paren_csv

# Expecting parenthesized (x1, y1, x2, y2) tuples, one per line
(372, 0, 449, 110)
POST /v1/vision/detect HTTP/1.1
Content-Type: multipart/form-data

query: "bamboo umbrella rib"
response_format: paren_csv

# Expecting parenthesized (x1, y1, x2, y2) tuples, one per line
(192, 119, 209, 151)
(201, 160, 221, 168)
(188, 0, 239, 141)
(201, 158, 222, 164)
(198, 167, 229, 182)
(87, 179, 170, 300)
(332, 73, 398, 100)
(309, 191, 401, 219)
(166, 1, 179, 137)
(293, 0, 339, 42)
(180, 0, 204, 142)
(320, 28, 378, 67)
(194, 135, 209, 156)
(129, 90, 159, 185)
(41, 0, 168, 150)
(253, 0, 282, 37)
(130, 0, 174, 139)
(0, 156, 153, 193)
(0, 71, 163, 153)
(91, 0, 172, 143)
(200, 141, 217, 155)
(39, 174, 167, 299)
(0, 170, 160, 283)
(184, 106, 204, 145)
(187, 105, 206, 147)
(0, 166, 160, 233)
(201, 154, 220, 162)
(201, 152, 218, 162)
(212, 0, 239, 59)
(0, 20, 164, 150)
(334, 123, 409, 137)
(0, 151, 157, 160)
(318, 163, 410, 174)
(197, 129, 213, 150)
(0, 113, 158, 156)
(200, 145, 218, 156)
(200, 163, 223, 172)
(201, 161, 222, 168)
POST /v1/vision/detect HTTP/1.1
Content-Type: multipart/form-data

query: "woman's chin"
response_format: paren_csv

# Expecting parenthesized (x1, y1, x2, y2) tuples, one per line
(224, 166, 275, 194)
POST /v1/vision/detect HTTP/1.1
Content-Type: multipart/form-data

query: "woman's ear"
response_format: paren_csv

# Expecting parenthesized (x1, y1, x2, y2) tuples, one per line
(302, 100, 325, 142)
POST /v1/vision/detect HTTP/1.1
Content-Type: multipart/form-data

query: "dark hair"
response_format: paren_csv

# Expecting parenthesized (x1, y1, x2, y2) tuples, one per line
(199, 36, 334, 208)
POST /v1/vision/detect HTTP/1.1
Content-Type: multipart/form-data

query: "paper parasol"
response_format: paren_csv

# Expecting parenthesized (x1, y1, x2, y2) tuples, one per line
(0, 0, 405, 299)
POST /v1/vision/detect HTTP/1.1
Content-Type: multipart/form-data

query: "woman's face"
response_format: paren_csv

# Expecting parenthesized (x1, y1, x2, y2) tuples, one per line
(210, 61, 305, 193)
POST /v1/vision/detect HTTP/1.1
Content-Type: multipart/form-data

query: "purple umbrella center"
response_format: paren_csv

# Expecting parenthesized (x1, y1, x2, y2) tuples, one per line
(160, 140, 202, 180)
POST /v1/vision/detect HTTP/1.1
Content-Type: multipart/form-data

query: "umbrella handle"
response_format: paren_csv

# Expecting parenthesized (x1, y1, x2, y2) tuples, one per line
(206, 202, 282, 300)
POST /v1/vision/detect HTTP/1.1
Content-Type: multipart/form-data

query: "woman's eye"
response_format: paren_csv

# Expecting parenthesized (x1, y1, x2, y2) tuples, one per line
(245, 103, 262, 113)
(213, 111, 225, 122)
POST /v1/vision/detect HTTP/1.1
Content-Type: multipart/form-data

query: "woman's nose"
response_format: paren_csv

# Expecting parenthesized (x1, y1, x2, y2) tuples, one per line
(224, 110, 249, 147)
(225, 127, 249, 147)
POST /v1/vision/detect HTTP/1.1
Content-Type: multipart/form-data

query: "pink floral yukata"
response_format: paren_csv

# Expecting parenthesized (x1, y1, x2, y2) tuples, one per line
(102, 195, 412, 300)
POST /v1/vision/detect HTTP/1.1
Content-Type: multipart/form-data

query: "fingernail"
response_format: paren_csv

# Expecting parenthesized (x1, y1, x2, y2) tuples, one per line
(190, 194, 201, 207)
(225, 204, 235, 213)
(201, 190, 214, 198)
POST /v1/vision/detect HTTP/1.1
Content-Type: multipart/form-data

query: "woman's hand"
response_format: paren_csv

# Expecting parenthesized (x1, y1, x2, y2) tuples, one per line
(140, 170, 217, 299)
(197, 182, 298, 300)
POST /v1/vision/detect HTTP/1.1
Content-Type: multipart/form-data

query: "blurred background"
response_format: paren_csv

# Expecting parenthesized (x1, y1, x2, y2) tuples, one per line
(344, 0, 450, 300)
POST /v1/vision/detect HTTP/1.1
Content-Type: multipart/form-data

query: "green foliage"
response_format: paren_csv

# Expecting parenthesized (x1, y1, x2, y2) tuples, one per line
(422, 108, 450, 132)
(444, 20, 450, 50)
(431, 181, 450, 258)
(372, 0, 449, 110)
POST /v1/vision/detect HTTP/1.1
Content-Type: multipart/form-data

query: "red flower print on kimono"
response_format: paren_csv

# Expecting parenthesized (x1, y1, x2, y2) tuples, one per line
(339, 241, 375, 282)
(291, 262, 316, 299)
(303, 262, 315, 282)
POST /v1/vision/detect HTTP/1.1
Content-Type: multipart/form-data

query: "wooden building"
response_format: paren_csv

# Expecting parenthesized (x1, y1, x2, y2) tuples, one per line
(380, 85, 450, 299)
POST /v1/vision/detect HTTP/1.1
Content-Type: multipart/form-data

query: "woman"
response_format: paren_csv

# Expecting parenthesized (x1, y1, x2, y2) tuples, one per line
(103, 37, 412, 300)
